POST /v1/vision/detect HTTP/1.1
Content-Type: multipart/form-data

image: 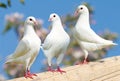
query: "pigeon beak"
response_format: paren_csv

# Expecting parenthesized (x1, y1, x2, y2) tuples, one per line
(33, 21, 38, 26)
(48, 18, 52, 21)
(74, 9, 79, 17)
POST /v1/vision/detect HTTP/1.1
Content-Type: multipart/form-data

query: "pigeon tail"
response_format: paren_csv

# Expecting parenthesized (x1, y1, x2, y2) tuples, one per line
(102, 40, 117, 46)
(5, 57, 23, 64)
(5, 53, 24, 64)
(80, 41, 117, 51)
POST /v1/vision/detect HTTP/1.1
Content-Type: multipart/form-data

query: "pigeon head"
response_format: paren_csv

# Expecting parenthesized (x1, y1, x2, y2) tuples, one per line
(48, 13, 60, 22)
(74, 5, 89, 16)
(25, 16, 37, 26)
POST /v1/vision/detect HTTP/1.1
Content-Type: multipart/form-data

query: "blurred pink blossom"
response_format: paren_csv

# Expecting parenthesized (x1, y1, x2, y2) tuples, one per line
(36, 28, 48, 37)
(18, 25, 24, 39)
(90, 14, 96, 25)
(9, 69, 17, 76)
(0, 75, 5, 81)
(5, 12, 24, 24)
(72, 48, 84, 59)
(36, 19, 44, 26)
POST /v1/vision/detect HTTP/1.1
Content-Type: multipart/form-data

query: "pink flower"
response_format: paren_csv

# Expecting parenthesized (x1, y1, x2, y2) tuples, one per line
(0, 75, 5, 81)
(36, 19, 44, 25)
(5, 12, 24, 24)
(72, 48, 83, 59)
(9, 69, 17, 76)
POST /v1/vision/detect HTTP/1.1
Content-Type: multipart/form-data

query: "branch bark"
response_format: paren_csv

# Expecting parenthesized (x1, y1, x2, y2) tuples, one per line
(7, 56, 120, 81)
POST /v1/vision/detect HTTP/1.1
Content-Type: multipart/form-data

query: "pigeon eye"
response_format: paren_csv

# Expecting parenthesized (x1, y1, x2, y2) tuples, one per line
(80, 7, 83, 10)
(29, 18, 32, 21)
(53, 15, 56, 17)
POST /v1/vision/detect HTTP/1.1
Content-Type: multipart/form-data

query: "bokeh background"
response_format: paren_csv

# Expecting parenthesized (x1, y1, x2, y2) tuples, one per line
(0, 0, 119, 80)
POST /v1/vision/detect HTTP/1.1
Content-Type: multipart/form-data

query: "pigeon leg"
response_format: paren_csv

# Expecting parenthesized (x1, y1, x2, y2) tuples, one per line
(47, 56, 55, 72)
(56, 54, 66, 74)
(56, 66, 66, 74)
(82, 49, 89, 64)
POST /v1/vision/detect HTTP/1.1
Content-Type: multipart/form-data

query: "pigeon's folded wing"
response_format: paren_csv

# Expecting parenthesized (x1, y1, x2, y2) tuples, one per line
(42, 35, 53, 50)
(76, 26, 113, 44)
(8, 39, 30, 59)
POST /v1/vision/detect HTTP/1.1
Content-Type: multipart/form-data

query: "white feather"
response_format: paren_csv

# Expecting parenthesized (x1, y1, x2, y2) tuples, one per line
(71, 5, 117, 61)
(42, 13, 70, 66)
(5, 16, 41, 70)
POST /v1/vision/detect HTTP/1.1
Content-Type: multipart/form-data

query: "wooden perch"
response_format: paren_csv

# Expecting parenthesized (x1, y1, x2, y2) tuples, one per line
(7, 56, 120, 81)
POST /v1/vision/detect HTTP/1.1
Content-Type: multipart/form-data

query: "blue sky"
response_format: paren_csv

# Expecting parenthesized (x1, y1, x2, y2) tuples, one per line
(0, 0, 120, 79)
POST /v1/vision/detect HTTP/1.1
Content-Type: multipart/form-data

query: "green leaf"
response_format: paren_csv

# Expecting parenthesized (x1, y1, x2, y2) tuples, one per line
(19, 0, 25, 5)
(0, 2, 7, 8)
(7, 0, 11, 7)
(2, 22, 13, 34)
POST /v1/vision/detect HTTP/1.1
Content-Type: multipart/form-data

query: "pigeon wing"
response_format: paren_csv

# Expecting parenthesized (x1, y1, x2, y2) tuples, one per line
(76, 26, 113, 44)
(42, 35, 53, 50)
(8, 39, 30, 59)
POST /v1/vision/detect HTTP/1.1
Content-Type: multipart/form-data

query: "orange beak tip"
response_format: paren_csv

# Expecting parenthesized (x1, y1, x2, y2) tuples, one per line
(74, 11, 78, 17)
(48, 18, 52, 21)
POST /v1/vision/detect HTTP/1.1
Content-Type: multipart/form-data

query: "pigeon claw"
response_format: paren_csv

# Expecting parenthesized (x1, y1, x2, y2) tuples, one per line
(24, 74, 33, 79)
(56, 66, 66, 74)
(32, 73, 37, 76)
(56, 69, 66, 74)
(48, 68, 55, 72)
(24, 70, 37, 79)
(48, 66, 55, 72)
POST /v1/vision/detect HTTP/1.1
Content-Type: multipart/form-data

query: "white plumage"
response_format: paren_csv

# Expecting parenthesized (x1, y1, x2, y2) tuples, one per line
(5, 16, 41, 79)
(42, 13, 70, 73)
(71, 5, 117, 64)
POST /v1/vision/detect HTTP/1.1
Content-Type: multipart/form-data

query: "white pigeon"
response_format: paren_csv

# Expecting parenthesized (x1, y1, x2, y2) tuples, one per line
(71, 5, 117, 64)
(5, 16, 41, 79)
(42, 13, 70, 73)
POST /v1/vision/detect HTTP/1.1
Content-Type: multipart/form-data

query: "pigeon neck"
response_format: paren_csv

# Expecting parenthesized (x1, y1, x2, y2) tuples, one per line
(24, 24, 36, 35)
(52, 20, 63, 31)
(76, 13, 90, 27)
